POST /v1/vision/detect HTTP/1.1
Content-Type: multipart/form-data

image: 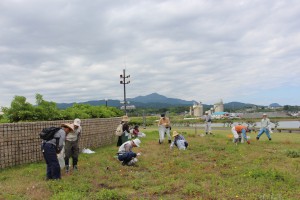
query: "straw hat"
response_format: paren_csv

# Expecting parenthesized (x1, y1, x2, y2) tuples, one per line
(74, 118, 81, 126)
(121, 115, 130, 122)
(172, 131, 179, 137)
(61, 123, 74, 132)
(132, 138, 141, 147)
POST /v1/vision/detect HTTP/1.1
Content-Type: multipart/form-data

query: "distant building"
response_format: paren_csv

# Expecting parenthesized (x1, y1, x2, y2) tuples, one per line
(190, 101, 203, 117)
(120, 105, 136, 110)
(213, 99, 224, 112)
(212, 111, 229, 119)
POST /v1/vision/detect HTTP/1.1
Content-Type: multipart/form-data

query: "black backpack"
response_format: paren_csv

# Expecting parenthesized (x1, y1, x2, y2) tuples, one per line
(40, 127, 61, 141)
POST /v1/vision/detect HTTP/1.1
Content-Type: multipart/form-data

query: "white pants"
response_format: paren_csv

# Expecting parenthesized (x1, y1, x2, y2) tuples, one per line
(205, 122, 212, 133)
(176, 140, 186, 150)
(159, 125, 171, 142)
(231, 127, 245, 143)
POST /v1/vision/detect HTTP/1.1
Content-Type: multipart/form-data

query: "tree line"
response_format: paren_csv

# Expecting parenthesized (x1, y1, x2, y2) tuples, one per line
(0, 94, 124, 123)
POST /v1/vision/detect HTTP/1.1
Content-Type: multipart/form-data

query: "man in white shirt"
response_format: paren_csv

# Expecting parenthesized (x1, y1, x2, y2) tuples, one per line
(256, 113, 272, 141)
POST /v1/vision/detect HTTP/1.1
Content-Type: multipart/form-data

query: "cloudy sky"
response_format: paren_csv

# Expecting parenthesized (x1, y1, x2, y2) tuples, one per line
(1, 0, 300, 107)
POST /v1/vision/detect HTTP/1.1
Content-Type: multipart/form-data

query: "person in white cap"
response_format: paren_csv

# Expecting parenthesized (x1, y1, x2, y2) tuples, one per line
(64, 118, 82, 173)
(256, 113, 272, 141)
(117, 138, 141, 166)
(203, 111, 213, 135)
(170, 131, 188, 150)
(42, 123, 74, 180)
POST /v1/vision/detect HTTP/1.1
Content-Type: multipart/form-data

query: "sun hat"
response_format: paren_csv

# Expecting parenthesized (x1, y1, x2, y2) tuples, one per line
(74, 118, 81, 126)
(205, 111, 208, 114)
(132, 138, 141, 147)
(172, 131, 179, 137)
(61, 123, 74, 132)
(263, 113, 267, 116)
(122, 115, 130, 122)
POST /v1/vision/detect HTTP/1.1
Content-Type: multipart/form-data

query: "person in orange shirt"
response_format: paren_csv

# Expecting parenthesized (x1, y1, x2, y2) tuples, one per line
(158, 113, 171, 144)
(231, 125, 251, 144)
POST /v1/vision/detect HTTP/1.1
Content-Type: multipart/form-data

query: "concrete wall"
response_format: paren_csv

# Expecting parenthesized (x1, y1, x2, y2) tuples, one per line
(0, 117, 120, 169)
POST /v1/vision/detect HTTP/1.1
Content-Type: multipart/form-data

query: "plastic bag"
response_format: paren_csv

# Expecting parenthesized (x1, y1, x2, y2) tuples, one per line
(57, 147, 65, 169)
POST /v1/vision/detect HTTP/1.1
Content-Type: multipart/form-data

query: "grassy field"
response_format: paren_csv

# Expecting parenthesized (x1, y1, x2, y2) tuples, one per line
(0, 127, 300, 200)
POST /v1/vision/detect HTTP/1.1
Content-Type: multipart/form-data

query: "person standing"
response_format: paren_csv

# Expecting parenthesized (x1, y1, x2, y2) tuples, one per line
(117, 115, 130, 147)
(42, 123, 74, 180)
(231, 125, 251, 144)
(117, 139, 141, 166)
(256, 113, 272, 141)
(203, 111, 213, 135)
(158, 113, 171, 144)
(65, 118, 82, 173)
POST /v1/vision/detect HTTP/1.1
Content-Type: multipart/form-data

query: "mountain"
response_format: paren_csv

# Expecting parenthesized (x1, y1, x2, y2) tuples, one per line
(269, 103, 282, 107)
(224, 102, 256, 110)
(56, 93, 258, 110)
(129, 93, 194, 105)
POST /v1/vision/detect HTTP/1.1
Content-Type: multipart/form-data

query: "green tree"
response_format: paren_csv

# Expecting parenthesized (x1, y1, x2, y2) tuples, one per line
(33, 94, 61, 120)
(2, 96, 35, 122)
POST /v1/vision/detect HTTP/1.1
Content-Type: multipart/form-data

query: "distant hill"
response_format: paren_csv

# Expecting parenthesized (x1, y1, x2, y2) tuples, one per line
(129, 93, 194, 105)
(269, 103, 282, 107)
(224, 102, 256, 110)
(56, 93, 259, 110)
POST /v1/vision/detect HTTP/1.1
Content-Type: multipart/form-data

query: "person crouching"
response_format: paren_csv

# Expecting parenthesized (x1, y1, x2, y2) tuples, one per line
(117, 139, 141, 166)
(42, 123, 74, 180)
(231, 125, 251, 144)
(170, 131, 188, 150)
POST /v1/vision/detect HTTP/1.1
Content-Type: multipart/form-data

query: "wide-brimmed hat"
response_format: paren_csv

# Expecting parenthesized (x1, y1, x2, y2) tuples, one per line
(61, 123, 74, 132)
(122, 115, 130, 122)
(74, 118, 81, 126)
(263, 113, 267, 116)
(205, 111, 208, 114)
(132, 138, 141, 147)
(172, 131, 179, 137)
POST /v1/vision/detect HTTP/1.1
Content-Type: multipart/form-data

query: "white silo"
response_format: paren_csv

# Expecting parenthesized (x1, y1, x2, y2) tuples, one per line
(193, 101, 203, 117)
(214, 99, 224, 112)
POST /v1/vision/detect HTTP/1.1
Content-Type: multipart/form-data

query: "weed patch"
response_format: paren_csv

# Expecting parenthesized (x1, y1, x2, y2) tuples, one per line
(286, 149, 300, 158)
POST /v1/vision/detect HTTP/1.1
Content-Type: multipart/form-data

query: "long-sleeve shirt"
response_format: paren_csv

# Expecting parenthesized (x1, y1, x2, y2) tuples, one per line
(170, 134, 186, 148)
(261, 118, 270, 128)
(66, 125, 82, 141)
(118, 141, 133, 153)
(203, 115, 212, 123)
(44, 129, 66, 152)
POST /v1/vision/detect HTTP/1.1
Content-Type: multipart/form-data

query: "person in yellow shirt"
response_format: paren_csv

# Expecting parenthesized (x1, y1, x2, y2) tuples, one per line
(158, 113, 171, 144)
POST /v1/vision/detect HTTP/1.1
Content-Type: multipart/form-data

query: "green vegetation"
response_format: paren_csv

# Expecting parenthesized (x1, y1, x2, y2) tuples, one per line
(0, 128, 299, 199)
(0, 94, 123, 123)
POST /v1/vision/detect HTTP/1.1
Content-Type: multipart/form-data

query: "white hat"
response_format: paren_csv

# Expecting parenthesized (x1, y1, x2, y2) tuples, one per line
(132, 138, 141, 147)
(205, 111, 208, 114)
(74, 118, 81, 126)
(263, 113, 267, 116)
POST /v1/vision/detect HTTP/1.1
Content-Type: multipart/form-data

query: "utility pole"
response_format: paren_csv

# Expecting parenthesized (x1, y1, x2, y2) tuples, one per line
(120, 69, 130, 115)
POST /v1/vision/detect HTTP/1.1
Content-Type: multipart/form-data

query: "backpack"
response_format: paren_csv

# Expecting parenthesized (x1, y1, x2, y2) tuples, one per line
(115, 124, 123, 136)
(40, 127, 61, 141)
